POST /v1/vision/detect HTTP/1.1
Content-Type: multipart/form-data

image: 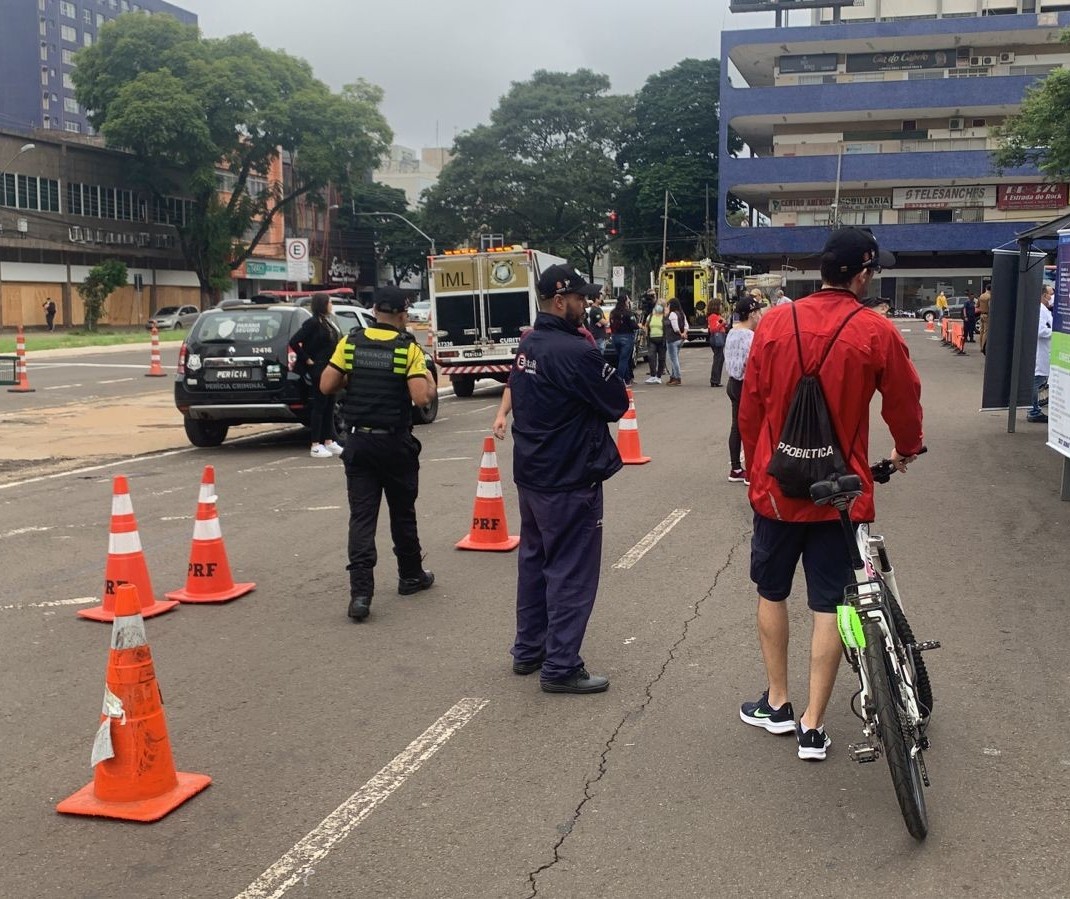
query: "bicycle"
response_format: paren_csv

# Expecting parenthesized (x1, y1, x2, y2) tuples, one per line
(809, 455, 940, 841)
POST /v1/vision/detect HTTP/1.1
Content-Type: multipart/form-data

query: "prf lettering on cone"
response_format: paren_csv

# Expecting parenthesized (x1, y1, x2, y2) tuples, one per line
(616, 389, 651, 464)
(57, 584, 211, 822)
(166, 465, 254, 603)
(456, 436, 520, 551)
(79, 475, 178, 622)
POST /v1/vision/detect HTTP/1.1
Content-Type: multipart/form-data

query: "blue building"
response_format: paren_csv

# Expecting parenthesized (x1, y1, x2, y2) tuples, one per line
(719, 1, 1070, 308)
(0, 0, 196, 137)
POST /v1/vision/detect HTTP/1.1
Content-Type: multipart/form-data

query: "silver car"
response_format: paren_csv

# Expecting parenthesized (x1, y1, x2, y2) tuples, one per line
(147, 305, 200, 330)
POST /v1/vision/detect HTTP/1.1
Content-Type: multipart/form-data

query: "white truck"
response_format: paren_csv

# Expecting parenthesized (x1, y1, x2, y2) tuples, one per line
(427, 246, 567, 397)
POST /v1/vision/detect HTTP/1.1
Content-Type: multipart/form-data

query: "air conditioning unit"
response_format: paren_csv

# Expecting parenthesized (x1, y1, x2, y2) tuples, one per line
(949, 117, 965, 131)
(957, 47, 972, 61)
(969, 56, 982, 66)
(999, 52, 1015, 64)
(981, 56, 996, 66)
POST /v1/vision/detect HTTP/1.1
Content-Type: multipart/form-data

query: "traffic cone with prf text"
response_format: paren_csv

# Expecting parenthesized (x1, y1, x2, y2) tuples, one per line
(616, 388, 651, 465)
(457, 436, 520, 551)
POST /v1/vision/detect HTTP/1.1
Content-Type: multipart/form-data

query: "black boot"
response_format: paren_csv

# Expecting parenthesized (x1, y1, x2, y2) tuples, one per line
(398, 570, 435, 595)
(348, 568, 373, 621)
(347, 595, 372, 621)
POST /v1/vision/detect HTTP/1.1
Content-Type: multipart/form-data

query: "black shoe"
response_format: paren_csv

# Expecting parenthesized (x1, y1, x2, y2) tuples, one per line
(347, 595, 371, 621)
(398, 570, 435, 595)
(540, 668, 609, 694)
(512, 655, 545, 675)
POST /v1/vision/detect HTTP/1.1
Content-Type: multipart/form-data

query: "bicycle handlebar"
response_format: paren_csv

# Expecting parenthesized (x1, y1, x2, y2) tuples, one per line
(871, 446, 928, 484)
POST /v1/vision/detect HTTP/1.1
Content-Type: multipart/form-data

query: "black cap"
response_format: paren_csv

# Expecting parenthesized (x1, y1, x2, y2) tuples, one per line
(734, 296, 762, 321)
(537, 264, 602, 300)
(373, 286, 412, 313)
(822, 227, 895, 277)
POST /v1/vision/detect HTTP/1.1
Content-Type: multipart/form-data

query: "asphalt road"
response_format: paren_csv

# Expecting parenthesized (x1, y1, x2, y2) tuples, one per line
(1, 327, 1068, 899)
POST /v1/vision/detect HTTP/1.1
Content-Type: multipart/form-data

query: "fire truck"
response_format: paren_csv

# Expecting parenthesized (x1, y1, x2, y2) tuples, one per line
(428, 245, 567, 397)
(657, 258, 729, 342)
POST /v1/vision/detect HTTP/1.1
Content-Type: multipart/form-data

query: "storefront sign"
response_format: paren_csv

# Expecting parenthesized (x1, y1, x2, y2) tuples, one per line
(997, 183, 1069, 211)
(893, 186, 996, 209)
(731, 0, 854, 10)
(846, 49, 955, 73)
(240, 259, 288, 280)
(327, 256, 360, 284)
(1049, 230, 1070, 459)
(778, 54, 839, 74)
(771, 196, 891, 212)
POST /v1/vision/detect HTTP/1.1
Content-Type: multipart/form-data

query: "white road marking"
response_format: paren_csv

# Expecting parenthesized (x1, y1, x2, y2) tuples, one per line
(612, 509, 691, 570)
(424, 456, 472, 463)
(1, 525, 53, 538)
(98, 377, 136, 384)
(453, 429, 496, 435)
(452, 403, 497, 417)
(0, 596, 96, 611)
(43, 384, 83, 390)
(235, 697, 488, 899)
(270, 506, 342, 513)
(160, 515, 193, 521)
(32, 362, 162, 370)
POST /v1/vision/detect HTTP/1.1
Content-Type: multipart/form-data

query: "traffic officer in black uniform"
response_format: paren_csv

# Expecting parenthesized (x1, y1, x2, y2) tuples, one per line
(320, 286, 435, 622)
(506, 264, 630, 693)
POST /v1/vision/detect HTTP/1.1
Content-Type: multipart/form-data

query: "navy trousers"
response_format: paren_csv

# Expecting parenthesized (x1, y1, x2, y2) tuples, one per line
(512, 483, 604, 682)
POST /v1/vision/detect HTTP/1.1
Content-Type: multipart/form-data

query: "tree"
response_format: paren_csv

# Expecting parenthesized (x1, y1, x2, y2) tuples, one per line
(340, 181, 431, 285)
(73, 16, 392, 300)
(77, 260, 128, 331)
(616, 59, 741, 274)
(993, 51, 1070, 178)
(422, 70, 631, 276)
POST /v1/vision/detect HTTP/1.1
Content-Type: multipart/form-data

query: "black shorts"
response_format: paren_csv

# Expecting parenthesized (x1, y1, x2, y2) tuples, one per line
(749, 512, 854, 613)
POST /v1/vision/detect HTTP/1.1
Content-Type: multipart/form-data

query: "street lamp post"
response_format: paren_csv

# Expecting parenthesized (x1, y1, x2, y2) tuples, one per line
(355, 211, 437, 256)
(0, 143, 36, 228)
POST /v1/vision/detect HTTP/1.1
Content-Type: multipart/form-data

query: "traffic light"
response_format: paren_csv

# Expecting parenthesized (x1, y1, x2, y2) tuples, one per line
(605, 210, 619, 238)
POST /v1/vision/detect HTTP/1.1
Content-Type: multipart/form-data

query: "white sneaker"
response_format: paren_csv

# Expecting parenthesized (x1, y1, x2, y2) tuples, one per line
(652, 377, 662, 384)
(644, 376, 657, 384)
(324, 442, 344, 455)
(310, 445, 333, 458)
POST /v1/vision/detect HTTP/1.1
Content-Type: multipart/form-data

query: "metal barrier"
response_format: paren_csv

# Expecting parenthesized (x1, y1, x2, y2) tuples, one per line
(0, 355, 17, 386)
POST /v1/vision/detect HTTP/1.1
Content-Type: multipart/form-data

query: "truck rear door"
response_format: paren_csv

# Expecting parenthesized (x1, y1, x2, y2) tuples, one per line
(481, 253, 532, 348)
(431, 257, 480, 350)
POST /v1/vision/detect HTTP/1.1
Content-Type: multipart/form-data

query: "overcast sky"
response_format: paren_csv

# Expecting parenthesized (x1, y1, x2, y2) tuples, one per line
(177, 0, 784, 151)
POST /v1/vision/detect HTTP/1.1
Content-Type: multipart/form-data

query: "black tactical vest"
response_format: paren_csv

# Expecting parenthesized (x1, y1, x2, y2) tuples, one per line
(340, 326, 413, 430)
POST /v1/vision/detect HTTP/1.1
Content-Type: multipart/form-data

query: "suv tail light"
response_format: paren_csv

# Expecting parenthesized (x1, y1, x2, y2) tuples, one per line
(177, 341, 188, 375)
(287, 348, 297, 371)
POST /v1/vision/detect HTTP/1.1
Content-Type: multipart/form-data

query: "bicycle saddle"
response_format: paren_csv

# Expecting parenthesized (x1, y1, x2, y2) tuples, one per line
(809, 474, 863, 504)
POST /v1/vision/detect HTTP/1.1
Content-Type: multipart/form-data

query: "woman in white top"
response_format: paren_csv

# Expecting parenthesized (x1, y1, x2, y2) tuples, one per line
(664, 298, 688, 385)
(724, 296, 762, 482)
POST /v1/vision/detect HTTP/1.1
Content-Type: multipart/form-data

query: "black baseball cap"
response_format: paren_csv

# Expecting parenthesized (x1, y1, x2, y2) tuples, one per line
(822, 227, 895, 277)
(537, 264, 602, 300)
(734, 296, 762, 321)
(373, 286, 413, 313)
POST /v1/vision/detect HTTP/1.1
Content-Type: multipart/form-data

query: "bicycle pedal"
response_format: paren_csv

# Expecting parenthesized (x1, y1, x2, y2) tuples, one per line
(848, 742, 880, 763)
(913, 641, 941, 652)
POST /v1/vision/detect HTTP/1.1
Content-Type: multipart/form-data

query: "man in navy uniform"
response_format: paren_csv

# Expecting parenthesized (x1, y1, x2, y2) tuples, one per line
(320, 286, 436, 623)
(506, 264, 629, 693)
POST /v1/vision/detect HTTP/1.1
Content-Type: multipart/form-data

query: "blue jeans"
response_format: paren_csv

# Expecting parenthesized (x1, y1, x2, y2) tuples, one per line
(612, 333, 635, 383)
(666, 340, 682, 380)
(1029, 375, 1048, 418)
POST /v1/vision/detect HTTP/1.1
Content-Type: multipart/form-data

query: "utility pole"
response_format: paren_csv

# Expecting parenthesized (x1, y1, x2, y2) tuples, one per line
(831, 142, 844, 229)
(661, 189, 670, 272)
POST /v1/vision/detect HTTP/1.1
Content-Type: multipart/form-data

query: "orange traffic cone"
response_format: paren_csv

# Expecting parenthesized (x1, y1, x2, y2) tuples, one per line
(456, 436, 520, 551)
(924, 319, 935, 333)
(7, 325, 35, 393)
(57, 583, 211, 821)
(616, 389, 651, 465)
(166, 465, 255, 603)
(79, 476, 178, 622)
(145, 325, 167, 377)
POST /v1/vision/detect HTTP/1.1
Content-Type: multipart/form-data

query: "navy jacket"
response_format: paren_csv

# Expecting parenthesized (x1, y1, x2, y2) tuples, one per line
(509, 313, 629, 492)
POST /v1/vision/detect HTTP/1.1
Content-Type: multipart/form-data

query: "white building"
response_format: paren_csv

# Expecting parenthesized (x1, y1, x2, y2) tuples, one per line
(373, 145, 451, 208)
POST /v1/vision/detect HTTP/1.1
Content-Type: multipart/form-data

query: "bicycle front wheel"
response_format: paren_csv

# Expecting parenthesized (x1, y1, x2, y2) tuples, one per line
(862, 618, 929, 841)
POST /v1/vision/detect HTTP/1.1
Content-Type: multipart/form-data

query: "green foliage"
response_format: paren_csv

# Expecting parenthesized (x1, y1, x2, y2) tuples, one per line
(616, 58, 739, 273)
(73, 17, 392, 296)
(993, 65, 1070, 179)
(340, 181, 430, 284)
(422, 70, 631, 277)
(77, 260, 128, 331)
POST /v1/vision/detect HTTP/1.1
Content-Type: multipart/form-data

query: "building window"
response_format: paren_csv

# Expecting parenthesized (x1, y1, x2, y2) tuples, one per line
(42, 91, 50, 106)
(41, 67, 50, 86)
(63, 72, 74, 89)
(64, 97, 79, 113)
(97, 12, 104, 25)
(40, 17, 47, 36)
(62, 48, 75, 64)
(41, 42, 49, 61)
(65, 122, 82, 133)
(61, 24, 77, 42)
(120, 0, 128, 9)
(39, 0, 46, 9)
(83, 31, 92, 46)
(60, 1, 76, 17)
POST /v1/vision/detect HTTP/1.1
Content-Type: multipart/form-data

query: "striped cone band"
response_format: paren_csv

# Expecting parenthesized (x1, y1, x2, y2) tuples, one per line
(198, 465, 216, 504)
(110, 613, 148, 650)
(476, 479, 504, 499)
(108, 530, 144, 554)
(111, 490, 134, 517)
(619, 417, 639, 431)
(192, 513, 223, 541)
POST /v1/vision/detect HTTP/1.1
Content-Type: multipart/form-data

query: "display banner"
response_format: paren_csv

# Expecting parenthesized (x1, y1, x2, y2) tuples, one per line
(1049, 230, 1070, 458)
(981, 248, 1045, 411)
(998, 184, 1069, 211)
(846, 48, 956, 73)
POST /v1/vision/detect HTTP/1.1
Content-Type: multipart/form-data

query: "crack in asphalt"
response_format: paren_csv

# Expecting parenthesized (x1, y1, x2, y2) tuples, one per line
(522, 535, 747, 898)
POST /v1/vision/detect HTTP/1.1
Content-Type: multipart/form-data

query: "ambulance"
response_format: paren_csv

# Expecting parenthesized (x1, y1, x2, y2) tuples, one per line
(657, 258, 729, 342)
(428, 245, 567, 397)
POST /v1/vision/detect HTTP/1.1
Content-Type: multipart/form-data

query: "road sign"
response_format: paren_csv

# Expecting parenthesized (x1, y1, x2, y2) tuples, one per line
(612, 266, 625, 289)
(286, 238, 310, 283)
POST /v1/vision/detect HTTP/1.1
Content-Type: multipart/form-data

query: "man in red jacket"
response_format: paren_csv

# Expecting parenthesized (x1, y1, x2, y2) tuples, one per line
(737, 227, 924, 761)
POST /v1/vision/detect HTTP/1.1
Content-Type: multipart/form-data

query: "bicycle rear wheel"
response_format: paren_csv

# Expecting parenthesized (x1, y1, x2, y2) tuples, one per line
(886, 591, 934, 716)
(862, 618, 929, 841)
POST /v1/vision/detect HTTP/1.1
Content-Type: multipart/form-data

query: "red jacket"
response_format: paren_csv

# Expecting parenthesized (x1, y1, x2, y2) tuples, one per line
(739, 289, 924, 523)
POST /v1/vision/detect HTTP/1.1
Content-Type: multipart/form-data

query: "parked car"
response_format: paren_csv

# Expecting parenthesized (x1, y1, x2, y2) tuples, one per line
(175, 299, 438, 448)
(916, 297, 969, 322)
(147, 305, 200, 330)
(407, 300, 431, 323)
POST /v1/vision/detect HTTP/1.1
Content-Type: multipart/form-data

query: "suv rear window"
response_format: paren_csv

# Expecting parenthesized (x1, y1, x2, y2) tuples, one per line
(192, 309, 294, 343)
